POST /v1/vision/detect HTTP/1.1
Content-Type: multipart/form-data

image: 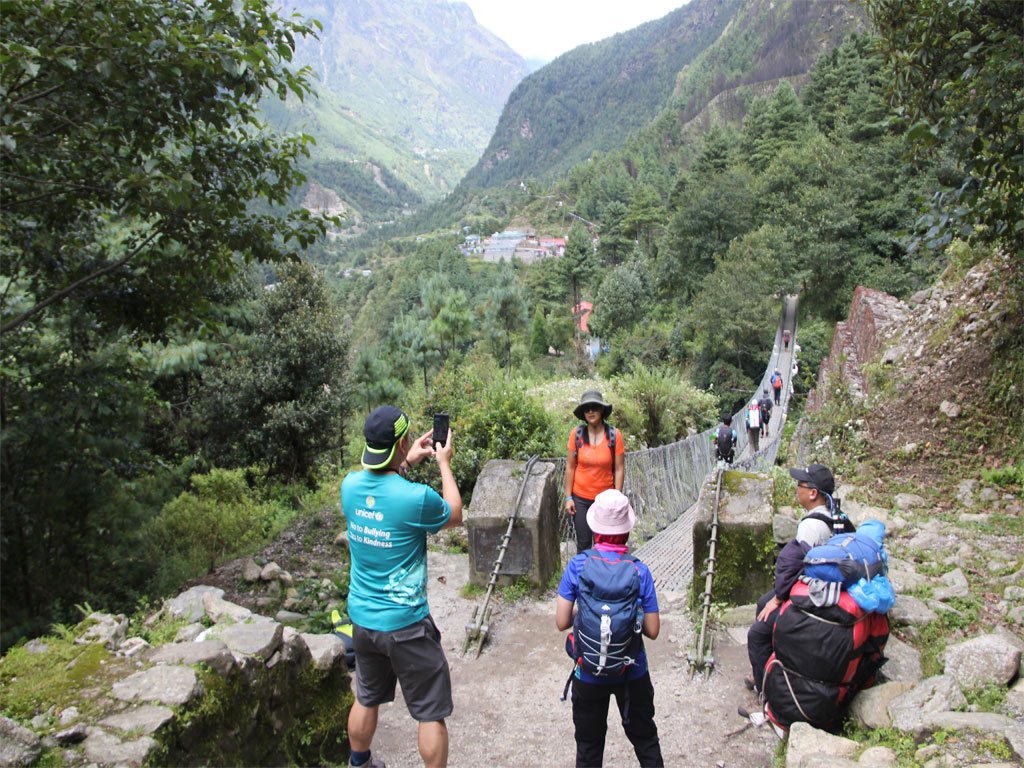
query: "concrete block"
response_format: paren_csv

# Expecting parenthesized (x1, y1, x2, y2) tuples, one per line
(691, 470, 774, 607)
(466, 459, 560, 588)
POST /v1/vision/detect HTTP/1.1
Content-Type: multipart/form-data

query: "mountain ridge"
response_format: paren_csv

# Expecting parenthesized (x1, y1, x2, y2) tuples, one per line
(454, 0, 867, 196)
(268, 0, 530, 214)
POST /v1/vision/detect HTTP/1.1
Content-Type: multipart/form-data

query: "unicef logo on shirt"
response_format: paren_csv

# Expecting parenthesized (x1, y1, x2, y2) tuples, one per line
(366, 496, 375, 507)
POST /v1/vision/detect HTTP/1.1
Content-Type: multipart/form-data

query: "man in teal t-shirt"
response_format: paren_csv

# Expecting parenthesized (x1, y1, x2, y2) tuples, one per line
(341, 405, 462, 768)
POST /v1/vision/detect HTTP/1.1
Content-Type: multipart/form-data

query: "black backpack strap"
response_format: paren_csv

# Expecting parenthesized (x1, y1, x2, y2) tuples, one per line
(573, 424, 585, 458)
(561, 662, 577, 701)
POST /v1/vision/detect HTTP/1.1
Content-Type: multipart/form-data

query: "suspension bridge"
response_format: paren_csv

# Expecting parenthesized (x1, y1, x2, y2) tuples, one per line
(546, 295, 799, 592)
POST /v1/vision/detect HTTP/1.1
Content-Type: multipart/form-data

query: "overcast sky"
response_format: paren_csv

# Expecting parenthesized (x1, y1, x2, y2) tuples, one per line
(462, 0, 688, 62)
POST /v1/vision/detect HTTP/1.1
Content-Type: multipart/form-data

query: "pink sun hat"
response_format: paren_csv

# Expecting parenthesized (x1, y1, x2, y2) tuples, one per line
(586, 489, 637, 536)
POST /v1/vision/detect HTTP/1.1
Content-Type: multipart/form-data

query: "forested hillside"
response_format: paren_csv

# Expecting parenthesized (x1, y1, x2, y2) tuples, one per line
(457, 0, 866, 193)
(1, 0, 1020, 676)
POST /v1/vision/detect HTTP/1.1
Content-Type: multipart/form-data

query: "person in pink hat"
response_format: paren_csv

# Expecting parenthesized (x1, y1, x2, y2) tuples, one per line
(555, 489, 664, 767)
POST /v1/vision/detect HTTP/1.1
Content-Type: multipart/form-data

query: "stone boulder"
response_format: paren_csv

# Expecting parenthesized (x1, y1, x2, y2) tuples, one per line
(148, 639, 237, 676)
(165, 585, 224, 622)
(942, 633, 1022, 689)
(0, 716, 41, 767)
(76, 612, 128, 651)
(849, 681, 916, 728)
(785, 721, 858, 767)
(111, 665, 201, 707)
(878, 635, 922, 683)
(888, 675, 967, 734)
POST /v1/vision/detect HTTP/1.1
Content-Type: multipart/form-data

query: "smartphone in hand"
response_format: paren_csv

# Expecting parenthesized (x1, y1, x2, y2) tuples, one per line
(432, 413, 449, 447)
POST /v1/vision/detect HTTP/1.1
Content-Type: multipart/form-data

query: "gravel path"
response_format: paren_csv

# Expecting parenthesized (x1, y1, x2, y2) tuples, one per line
(364, 550, 779, 768)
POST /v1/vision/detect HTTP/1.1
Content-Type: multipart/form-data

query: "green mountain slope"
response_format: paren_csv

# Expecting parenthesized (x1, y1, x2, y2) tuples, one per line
(668, 0, 868, 132)
(456, 0, 867, 194)
(269, 0, 530, 214)
(458, 0, 742, 191)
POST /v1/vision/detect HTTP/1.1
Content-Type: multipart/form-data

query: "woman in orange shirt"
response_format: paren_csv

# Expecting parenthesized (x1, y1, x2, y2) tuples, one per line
(564, 390, 626, 552)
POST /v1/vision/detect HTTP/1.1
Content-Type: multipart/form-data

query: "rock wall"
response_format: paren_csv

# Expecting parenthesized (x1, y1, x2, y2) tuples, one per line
(807, 285, 908, 411)
(0, 588, 352, 767)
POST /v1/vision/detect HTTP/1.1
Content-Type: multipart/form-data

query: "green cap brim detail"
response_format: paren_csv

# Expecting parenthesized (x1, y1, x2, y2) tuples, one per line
(361, 440, 397, 469)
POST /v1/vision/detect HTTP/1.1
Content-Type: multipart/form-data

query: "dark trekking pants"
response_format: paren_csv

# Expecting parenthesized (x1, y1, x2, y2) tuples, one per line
(747, 590, 779, 692)
(572, 673, 663, 767)
(773, 388, 781, 405)
(747, 427, 760, 452)
(571, 495, 595, 552)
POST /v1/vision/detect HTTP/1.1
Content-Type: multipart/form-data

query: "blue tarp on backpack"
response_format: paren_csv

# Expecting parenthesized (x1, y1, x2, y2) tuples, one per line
(848, 574, 895, 614)
(803, 520, 887, 586)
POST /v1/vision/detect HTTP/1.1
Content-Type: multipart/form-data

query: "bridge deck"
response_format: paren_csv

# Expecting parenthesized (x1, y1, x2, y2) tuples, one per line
(632, 502, 700, 593)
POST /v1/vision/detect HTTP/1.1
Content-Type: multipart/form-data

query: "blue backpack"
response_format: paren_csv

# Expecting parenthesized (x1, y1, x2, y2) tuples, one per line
(562, 551, 643, 695)
(803, 531, 886, 586)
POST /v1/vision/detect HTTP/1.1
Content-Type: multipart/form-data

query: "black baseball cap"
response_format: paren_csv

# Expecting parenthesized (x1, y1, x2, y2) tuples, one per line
(361, 406, 410, 469)
(788, 463, 835, 494)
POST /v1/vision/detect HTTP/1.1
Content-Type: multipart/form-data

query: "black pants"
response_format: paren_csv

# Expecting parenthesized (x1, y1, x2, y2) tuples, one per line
(571, 495, 595, 552)
(747, 590, 779, 693)
(571, 673, 663, 768)
(747, 427, 760, 452)
(773, 388, 781, 405)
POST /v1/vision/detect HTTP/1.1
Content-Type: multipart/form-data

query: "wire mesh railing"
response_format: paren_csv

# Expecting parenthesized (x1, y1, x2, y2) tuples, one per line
(541, 296, 799, 548)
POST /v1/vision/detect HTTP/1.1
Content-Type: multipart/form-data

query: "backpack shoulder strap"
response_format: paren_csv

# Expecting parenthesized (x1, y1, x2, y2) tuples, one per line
(606, 424, 617, 461)
(573, 424, 585, 457)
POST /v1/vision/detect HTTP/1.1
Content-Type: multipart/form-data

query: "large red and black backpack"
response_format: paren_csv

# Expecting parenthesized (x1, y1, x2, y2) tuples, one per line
(763, 580, 889, 732)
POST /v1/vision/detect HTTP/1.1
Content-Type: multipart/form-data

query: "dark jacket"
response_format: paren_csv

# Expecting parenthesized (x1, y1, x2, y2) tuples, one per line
(773, 539, 812, 602)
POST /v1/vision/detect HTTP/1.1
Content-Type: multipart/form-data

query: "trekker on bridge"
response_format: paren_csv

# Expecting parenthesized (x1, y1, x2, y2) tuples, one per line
(341, 406, 463, 768)
(556, 489, 664, 768)
(771, 369, 784, 406)
(744, 463, 836, 695)
(564, 390, 625, 553)
(745, 399, 761, 452)
(712, 415, 737, 464)
(758, 388, 773, 438)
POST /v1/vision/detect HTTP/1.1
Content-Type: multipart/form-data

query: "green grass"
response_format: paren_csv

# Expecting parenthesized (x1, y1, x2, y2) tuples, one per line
(0, 629, 116, 722)
(961, 683, 1008, 713)
(842, 724, 918, 765)
(915, 597, 982, 676)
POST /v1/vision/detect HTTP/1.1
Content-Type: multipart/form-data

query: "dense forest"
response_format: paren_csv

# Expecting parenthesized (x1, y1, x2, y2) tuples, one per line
(0, 0, 1020, 652)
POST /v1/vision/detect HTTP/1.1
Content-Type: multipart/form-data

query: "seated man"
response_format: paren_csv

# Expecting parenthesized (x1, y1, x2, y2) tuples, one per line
(745, 463, 836, 693)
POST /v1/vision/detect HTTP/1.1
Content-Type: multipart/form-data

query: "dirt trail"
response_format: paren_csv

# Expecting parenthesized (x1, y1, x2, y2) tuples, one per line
(364, 551, 777, 768)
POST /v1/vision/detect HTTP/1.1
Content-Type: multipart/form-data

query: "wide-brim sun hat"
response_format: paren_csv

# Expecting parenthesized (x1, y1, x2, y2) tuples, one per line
(361, 405, 410, 469)
(573, 389, 613, 420)
(586, 489, 636, 536)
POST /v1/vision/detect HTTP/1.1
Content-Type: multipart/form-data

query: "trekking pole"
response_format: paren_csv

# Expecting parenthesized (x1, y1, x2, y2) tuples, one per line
(688, 467, 722, 676)
(463, 455, 540, 658)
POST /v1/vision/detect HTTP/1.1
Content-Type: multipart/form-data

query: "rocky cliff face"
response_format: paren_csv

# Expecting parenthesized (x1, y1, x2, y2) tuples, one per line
(806, 250, 1019, 474)
(808, 285, 909, 410)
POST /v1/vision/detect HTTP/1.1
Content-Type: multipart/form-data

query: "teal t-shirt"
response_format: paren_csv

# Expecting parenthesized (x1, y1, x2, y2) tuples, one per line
(341, 470, 451, 631)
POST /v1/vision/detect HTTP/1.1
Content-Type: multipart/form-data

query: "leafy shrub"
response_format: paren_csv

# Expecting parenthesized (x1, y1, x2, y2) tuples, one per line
(799, 369, 870, 476)
(610, 363, 719, 447)
(415, 352, 561, 502)
(144, 467, 295, 595)
(791, 318, 834, 393)
(981, 464, 1023, 490)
